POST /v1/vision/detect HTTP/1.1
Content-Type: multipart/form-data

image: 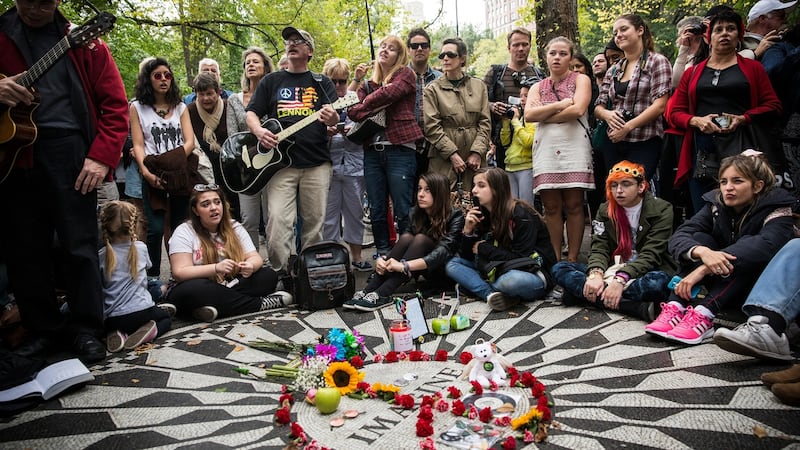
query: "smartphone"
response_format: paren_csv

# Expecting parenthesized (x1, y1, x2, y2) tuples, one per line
(336, 122, 345, 133)
(712, 116, 729, 129)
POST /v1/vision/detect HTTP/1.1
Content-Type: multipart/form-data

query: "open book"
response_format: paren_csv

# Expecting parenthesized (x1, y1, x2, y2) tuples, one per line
(0, 358, 93, 402)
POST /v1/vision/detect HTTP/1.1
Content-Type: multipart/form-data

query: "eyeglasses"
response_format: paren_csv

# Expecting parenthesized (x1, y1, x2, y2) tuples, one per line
(331, 78, 348, 85)
(409, 42, 430, 50)
(193, 183, 219, 192)
(16, 0, 58, 12)
(438, 51, 459, 60)
(711, 69, 721, 87)
(610, 181, 638, 190)
(152, 72, 173, 81)
(284, 38, 307, 46)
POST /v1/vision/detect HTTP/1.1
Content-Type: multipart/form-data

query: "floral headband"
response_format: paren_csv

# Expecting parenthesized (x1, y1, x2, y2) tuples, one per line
(608, 164, 645, 181)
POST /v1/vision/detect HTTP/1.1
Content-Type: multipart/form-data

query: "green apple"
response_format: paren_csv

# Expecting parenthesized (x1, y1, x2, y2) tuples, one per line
(314, 387, 341, 414)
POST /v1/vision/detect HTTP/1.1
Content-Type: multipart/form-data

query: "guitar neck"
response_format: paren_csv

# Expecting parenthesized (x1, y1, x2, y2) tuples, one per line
(276, 110, 324, 141)
(18, 36, 72, 89)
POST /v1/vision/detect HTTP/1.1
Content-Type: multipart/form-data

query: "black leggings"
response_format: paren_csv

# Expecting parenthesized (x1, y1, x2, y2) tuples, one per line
(167, 268, 278, 318)
(365, 232, 435, 297)
(105, 306, 171, 337)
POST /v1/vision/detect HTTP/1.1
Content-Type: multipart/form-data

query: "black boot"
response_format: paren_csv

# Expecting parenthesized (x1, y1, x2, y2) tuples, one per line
(617, 300, 655, 322)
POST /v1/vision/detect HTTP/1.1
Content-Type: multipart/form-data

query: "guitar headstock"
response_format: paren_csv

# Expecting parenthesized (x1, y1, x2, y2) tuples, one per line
(67, 12, 116, 48)
(332, 92, 360, 110)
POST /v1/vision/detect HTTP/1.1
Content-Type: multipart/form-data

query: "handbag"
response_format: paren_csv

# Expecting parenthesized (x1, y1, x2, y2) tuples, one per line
(592, 98, 612, 149)
(346, 81, 387, 145)
(479, 253, 543, 283)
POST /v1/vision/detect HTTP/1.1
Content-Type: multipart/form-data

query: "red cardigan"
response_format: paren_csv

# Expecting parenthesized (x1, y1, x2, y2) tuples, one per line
(0, 10, 129, 171)
(347, 66, 423, 145)
(668, 55, 781, 187)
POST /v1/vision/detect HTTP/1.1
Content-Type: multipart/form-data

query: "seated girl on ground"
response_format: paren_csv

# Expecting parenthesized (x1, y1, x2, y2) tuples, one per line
(167, 184, 292, 322)
(552, 160, 676, 321)
(100, 201, 173, 352)
(446, 167, 556, 311)
(344, 172, 464, 311)
(646, 151, 795, 345)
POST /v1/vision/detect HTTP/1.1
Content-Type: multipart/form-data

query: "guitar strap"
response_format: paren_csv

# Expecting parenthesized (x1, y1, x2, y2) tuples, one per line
(310, 72, 336, 106)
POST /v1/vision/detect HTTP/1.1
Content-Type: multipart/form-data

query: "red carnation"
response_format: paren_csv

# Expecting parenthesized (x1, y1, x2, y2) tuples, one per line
(434, 349, 448, 361)
(384, 351, 399, 363)
(420, 437, 436, 449)
(436, 399, 450, 412)
(478, 406, 493, 423)
(418, 405, 434, 421)
(507, 367, 519, 377)
(447, 386, 462, 398)
(469, 380, 484, 395)
(279, 393, 294, 406)
(421, 395, 436, 408)
(395, 394, 415, 409)
(531, 381, 545, 398)
(489, 380, 499, 391)
(520, 372, 537, 387)
(494, 416, 512, 427)
(415, 418, 434, 437)
(459, 351, 473, 364)
(290, 422, 305, 439)
(452, 399, 466, 416)
(373, 353, 384, 363)
(349, 355, 364, 368)
(408, 350, 425, 361)
(275, 406, 291, 425)
(501, 435, 517, 450)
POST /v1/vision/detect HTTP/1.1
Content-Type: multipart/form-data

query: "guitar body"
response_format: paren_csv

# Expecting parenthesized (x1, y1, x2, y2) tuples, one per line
(219, 92, 360, 195)
(0, 78, 40, 184)
(220, 119, 292, 195)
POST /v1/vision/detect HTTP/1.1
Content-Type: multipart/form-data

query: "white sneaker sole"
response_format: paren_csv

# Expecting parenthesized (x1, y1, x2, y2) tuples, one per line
(713, 333, 793, 361)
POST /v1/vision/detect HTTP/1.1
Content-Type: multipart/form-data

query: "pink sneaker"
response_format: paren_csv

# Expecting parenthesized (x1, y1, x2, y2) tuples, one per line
(665, 306, 714, 345)
(645, 302, 685, 338)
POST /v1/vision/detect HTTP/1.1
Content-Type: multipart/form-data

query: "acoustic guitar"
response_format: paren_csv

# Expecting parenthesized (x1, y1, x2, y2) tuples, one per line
(220, 91, 359, 195)
(0, 12, 116, 184)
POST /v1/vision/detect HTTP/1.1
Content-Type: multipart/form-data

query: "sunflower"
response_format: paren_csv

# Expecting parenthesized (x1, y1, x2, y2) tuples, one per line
(323, 361, 364, 395)
(511, 407, 544, 430)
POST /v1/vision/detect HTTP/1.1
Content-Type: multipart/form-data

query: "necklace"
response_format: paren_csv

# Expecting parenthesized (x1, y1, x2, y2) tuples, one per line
(154, 105, 170, 119)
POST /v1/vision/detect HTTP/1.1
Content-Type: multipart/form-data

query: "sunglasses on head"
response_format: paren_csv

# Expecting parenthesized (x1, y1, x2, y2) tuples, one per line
(152, 71, 173, 81)
(331, 78, 348, 85)
(193, 183, 220, 192)
(438, 51, 459, 60)
(409, 42, 431, 50)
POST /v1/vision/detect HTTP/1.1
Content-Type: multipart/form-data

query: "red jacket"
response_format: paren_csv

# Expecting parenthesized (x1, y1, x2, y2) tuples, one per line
(348, 66, 423, 145)
(668, 55, 781, 187)
(0, 9, 129, 171)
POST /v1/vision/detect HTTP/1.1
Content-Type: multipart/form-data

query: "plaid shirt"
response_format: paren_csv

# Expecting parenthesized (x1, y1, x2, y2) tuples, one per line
(596, 51, 672, 142)
(410, 64, 442, 126)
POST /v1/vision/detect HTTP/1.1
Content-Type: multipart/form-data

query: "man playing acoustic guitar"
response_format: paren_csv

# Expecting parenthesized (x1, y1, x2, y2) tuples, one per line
(245, 27, 339, 273)
(0, 0, 128, 362)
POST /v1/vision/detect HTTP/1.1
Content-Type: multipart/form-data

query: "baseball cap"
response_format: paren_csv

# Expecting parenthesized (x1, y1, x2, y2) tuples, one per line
(281, 26, 315, 52)
(747, 0, 797, 23)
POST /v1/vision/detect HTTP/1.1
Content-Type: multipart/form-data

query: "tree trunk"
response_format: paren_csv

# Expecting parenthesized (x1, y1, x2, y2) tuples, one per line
(535, 0, 579, 68)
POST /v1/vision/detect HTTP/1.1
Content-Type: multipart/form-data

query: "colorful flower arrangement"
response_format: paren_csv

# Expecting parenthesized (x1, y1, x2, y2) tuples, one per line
(270, 345, 553, 450)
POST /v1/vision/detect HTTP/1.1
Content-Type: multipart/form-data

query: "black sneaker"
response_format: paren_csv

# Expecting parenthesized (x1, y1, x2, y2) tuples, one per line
(72, 334, 106, 363)
(260, 291, 294, 310)
(343, 290, 367, 310)
(352, 292, 392, 311)
(192, 306, 218, 322)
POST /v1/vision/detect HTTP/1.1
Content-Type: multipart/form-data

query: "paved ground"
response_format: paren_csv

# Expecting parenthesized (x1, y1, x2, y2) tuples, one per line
(1, 230, 799, 449)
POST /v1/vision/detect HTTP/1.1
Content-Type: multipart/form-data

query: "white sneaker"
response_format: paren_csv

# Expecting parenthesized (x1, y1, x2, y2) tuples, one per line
(713, 315, 792, 361)
(192, 306, 218, 323)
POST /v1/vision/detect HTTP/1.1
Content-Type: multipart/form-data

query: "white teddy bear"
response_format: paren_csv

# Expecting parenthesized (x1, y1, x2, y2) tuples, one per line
(462, 340, 512, 387)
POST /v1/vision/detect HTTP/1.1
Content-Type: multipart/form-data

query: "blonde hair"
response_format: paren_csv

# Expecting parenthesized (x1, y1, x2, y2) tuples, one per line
(99, 201, 141, 281)
(323, 58, 351, 78)
(371, 35, 409, 85)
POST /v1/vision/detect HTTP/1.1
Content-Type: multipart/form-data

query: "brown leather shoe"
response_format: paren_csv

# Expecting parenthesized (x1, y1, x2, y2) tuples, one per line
(771, 382, 800, 406)
(761, 364, 800, 387)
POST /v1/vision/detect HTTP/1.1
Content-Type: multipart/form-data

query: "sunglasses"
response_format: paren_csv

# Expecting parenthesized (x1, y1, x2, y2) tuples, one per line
(711, 69, 721, 87)
(193, 183, 220, 192)
(409, 42, 430, 50)
(331, 78, 348, 85)
(438, 51, 459, 60)
(152, 72, 173, 81)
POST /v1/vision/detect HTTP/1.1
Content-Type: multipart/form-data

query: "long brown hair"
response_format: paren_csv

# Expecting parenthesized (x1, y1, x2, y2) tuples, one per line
(474, 167, 541, 248)
(372, 35, 409, 84)
(412, 172, 451, 240)
(189, 187, 245, 280)
(617, 14, 655, 53)
(99, 201, 141, 281)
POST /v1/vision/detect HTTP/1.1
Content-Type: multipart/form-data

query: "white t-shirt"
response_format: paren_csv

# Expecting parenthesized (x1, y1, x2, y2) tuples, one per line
(99, 241, 154, 318)
(168, 220, 256, 267)
(132, 100, 188, 156)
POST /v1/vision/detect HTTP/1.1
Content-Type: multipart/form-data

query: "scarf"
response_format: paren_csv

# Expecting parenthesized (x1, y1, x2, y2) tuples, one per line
(197, 97, 224, 152)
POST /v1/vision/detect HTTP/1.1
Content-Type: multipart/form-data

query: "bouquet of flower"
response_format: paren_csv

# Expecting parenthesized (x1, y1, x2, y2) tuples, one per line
(250, 328, 365, 363)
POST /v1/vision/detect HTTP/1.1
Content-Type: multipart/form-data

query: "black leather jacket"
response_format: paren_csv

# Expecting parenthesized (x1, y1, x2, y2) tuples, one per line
(403, 207, 464, 271)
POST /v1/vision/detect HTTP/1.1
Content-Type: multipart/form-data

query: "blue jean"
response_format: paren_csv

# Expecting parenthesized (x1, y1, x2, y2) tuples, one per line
(364, 146, 416, 254)
(446, 257, 547, 301)
(552, 261, 671, 302)
(141, 184, 189, 277)
(742, 239, 800, 324)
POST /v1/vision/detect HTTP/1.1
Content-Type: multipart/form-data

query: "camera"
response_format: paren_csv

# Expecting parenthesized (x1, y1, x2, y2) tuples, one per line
(505, 96, 522, 118)
(686, 23, 707, 35)
(621, 110, 636, 122)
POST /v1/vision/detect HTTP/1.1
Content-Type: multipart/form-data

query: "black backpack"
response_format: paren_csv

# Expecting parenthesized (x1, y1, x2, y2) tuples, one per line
(291, 241, 355, 310)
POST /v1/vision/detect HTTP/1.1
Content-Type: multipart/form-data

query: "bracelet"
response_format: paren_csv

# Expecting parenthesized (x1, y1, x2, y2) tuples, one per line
(213, 262, 219, 274)
(401, 259, 411, 277)
(614, 272, 630, 282)
(612, 276, 626, 285)
(353, 78, 363, 83)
